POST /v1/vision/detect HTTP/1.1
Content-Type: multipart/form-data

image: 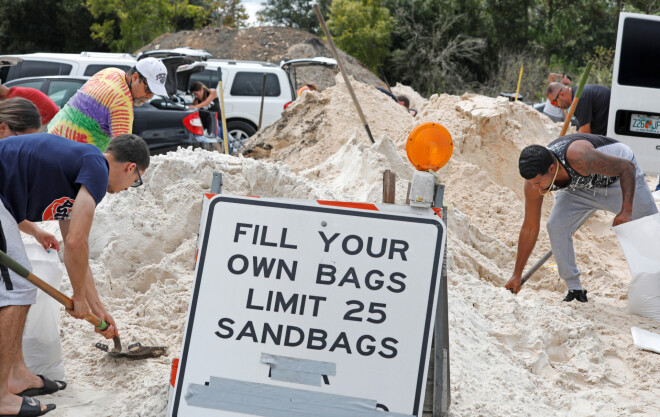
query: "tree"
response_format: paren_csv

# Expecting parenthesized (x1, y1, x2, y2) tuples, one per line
(0, 0, 108, 53)
(174, 0, 216, 30)
(326, 0, 393, 72)
(528, 0, 617, 66)
(383, 0, 485, 95)
(211, 0, 250, 28)
(86, 0, 209, 52)
(257, 0, 331, 34)
(486, 0, 531, 51)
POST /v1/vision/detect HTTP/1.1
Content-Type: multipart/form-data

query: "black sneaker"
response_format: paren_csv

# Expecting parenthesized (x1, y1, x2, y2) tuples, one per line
(563, 289, 588, 303)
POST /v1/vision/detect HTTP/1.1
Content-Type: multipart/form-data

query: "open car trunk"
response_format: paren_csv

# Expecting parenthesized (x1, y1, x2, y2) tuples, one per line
(139, 54, 217, 137)
(280, 57, 338, 95)
(0, 56, 22, 83)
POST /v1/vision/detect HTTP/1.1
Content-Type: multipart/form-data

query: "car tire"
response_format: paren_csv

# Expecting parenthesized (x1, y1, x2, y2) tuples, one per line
(226, 120, 256, 153)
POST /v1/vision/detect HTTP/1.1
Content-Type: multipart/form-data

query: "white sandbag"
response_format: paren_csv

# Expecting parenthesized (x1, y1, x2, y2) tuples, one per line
(631, 327, 660, 354)
(22, 243, 65, 381)
(613, 213, 660, 323)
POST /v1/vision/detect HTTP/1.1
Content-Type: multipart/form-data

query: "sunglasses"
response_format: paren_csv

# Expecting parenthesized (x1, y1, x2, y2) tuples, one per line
(550, 88, 562, 106)
(130, 161, 143, 188)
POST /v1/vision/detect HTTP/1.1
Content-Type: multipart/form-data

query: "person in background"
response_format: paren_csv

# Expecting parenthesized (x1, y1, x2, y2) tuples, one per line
(543, 73, 572, 121)
(0, 98, 41, 138)
(189, 81, 219, 112)
(548, 73, 572, 86)
(296, 83, 317, 97)
(0, 83, 59, 128)
(396, 95, 417, 117)
(48, 57, 168, 152)
(546, 82, 611, 135)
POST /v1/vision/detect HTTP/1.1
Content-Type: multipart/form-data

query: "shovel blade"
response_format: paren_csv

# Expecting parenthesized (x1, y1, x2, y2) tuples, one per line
(95, 342, 167, 360)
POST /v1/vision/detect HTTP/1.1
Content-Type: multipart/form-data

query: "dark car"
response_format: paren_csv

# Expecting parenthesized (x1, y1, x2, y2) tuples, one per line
(532, 101, 578, 127)
(2, 59, 222, 154)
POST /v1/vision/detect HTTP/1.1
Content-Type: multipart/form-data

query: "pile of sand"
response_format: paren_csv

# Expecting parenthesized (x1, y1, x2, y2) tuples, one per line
(243, 73, 414, 169)
(30, 78, 659, 416)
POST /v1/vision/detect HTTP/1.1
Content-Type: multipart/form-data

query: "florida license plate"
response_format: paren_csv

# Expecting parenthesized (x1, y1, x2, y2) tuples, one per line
(630, 113, 660, 134)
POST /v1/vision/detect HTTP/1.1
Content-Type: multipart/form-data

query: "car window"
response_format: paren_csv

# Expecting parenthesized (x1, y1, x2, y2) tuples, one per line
(189, 69, 219, 90)
(47, 80, 85, 107)
(618, 18, 660, 89)
(84, 64, 132, 77)
(19, 61, 72, 78)
(7, 80, 45, 90)
(230, 72, 281, 97)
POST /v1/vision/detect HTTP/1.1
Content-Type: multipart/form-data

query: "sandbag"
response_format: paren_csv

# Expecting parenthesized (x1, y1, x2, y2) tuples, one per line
(22, 243, 65, 381)
(613, 213, 660, 323)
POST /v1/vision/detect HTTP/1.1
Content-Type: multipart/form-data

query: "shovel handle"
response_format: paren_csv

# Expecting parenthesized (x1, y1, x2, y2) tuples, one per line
(559, 61, 593, 137)
(0, 249, 108, 331)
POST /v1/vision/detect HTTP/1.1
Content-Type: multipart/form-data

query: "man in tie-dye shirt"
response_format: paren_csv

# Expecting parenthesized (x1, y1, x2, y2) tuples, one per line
(48, 57, 168, 151)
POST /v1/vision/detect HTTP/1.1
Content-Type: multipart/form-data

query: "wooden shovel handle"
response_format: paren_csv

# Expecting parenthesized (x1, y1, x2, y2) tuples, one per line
(0, 249, 108, 331)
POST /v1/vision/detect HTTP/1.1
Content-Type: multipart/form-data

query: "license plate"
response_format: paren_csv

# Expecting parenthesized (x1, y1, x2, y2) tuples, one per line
(630, 113, 660, 134)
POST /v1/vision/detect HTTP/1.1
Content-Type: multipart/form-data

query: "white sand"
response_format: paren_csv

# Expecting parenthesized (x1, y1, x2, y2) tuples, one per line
(25, 80, 660, 416)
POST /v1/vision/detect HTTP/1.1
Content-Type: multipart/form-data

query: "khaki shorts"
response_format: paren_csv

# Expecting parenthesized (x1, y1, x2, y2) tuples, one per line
(0, 201, 35, 307)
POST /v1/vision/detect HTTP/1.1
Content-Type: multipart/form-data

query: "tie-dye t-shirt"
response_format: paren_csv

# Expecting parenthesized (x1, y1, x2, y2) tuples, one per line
(48, 68, 133, 151)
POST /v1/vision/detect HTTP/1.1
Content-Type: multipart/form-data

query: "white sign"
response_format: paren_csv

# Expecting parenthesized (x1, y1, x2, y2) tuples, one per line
(169, 196, 446, 417)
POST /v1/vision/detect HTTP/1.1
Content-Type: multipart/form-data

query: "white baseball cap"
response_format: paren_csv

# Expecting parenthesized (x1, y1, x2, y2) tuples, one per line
(135, 57, 168, 96)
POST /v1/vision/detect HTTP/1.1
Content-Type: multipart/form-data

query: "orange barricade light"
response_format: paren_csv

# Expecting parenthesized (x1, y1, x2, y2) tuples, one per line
(405, 122, 453, 171)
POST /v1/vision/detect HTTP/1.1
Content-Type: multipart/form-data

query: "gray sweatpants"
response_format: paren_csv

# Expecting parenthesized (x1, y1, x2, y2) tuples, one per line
(547, 143, 658, 290)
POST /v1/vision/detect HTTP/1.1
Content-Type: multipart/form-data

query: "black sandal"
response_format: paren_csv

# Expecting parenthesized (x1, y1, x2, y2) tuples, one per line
(0, 396, 55, 416)
(16, 375, 65, 397)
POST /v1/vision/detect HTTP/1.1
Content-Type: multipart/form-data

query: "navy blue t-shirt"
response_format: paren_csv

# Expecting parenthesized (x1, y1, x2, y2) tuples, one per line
(0, 133, 109, 223)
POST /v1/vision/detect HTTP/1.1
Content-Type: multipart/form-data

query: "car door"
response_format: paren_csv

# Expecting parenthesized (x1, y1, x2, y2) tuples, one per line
(228, 71, 288, 127)
(132, 98, 193, 151)
(45, 79, 86, 108)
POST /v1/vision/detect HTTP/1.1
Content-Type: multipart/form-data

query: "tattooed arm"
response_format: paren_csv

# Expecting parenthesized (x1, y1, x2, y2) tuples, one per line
(566, 140, 636, 226)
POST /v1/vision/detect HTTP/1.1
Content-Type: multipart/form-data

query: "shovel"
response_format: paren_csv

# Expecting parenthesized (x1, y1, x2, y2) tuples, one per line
(0, 249, 166, 360)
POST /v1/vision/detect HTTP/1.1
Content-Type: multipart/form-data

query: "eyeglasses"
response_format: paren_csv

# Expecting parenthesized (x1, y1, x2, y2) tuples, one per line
(550, 88, 562, 106)
(130, 161, 143, 188)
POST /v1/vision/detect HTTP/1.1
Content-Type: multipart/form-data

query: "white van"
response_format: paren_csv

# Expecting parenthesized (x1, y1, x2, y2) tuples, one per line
(0, 52, 137, 83)
(608, 12, 660, 175)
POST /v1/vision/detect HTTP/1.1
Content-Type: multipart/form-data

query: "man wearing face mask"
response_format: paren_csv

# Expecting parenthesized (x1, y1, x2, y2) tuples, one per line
(48, 58, 168, 151)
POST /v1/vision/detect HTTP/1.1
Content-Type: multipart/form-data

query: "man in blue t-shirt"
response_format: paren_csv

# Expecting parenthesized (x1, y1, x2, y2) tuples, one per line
(0, 133, 149, 416)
